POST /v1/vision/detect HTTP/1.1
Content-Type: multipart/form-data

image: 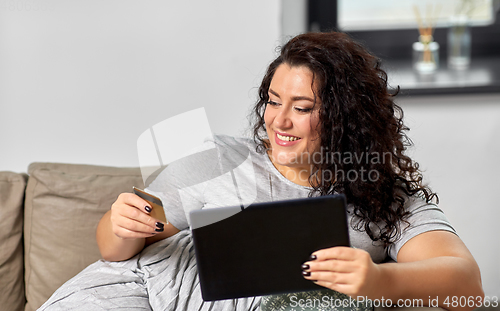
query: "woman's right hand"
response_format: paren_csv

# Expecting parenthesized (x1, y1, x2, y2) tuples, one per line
(97, 192, 179, 261)
(109, 192, 165, 239)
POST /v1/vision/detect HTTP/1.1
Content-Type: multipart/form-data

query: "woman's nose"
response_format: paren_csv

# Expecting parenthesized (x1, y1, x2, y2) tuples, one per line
(274, 107, 292, 129)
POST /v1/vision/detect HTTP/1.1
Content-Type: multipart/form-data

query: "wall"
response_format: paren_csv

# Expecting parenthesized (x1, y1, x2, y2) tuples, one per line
(0, 0, 281, 173)
(399, 93, 500, 298)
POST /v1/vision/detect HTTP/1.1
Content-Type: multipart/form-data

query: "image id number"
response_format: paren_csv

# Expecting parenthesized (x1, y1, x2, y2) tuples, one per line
(443, 296, 498, 308)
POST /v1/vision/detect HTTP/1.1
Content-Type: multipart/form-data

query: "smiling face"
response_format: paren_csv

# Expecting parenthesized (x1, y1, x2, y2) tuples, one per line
(264, 64, 321, 186)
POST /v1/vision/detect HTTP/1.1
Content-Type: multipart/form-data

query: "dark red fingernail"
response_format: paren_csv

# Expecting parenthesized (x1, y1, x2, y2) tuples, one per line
(309, 255, 317, 260)
(302, 271, 311, 276)
(155, 227, 164, 232)
(301, 264, 309, 270)
(145, 206, 152, 213)
(156, 222, 164, 228)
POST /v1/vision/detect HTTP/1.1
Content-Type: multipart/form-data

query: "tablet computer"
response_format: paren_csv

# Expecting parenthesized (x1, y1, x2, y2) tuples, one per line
(189, 194, 350, 301)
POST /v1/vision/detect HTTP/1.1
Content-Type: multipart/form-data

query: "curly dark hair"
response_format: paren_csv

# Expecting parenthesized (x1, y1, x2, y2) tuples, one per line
(252, 32, 437, 244)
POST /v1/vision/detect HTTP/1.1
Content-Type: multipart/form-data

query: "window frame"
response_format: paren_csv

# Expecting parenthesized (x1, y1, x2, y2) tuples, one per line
(307, 0, 500, 61)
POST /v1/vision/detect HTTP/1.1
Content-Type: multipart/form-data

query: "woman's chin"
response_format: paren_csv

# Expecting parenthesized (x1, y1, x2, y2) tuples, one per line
(269, 152, 296, 167)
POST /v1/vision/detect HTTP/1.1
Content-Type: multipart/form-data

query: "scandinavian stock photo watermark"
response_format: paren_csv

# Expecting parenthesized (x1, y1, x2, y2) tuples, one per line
(137, 108, 391, 188)
(267, 147, 392, 185)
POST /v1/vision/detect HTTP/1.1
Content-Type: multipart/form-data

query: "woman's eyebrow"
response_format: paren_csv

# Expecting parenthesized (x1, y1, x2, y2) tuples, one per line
(268, 88, 315, 102)
(268, 88, 281, 98)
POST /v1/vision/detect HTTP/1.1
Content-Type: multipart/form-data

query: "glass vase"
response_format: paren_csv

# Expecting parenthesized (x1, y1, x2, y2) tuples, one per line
(448, 16, 471, 70)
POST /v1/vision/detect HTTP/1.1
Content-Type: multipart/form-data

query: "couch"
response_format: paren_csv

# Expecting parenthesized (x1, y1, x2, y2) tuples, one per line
(0, 162, 145, 311)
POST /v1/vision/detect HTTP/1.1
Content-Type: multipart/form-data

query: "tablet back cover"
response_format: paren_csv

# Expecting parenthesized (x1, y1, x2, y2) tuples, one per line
(190, 195, 350, 301)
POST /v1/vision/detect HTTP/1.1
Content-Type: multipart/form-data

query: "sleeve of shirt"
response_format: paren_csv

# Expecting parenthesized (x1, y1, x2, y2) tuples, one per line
(144, 138, 222, 231)
(145, 168, 202, 231)
(387, 196, 456, 261)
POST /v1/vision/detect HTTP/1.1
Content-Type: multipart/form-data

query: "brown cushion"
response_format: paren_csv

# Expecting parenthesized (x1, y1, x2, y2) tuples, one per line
(0, 172, 28, 311)
(24, 163, 144, 311)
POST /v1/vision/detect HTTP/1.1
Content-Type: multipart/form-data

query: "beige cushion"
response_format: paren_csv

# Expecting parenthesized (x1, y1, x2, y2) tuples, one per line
(0, 172, 28, 311)
(24, 163, 144, 311)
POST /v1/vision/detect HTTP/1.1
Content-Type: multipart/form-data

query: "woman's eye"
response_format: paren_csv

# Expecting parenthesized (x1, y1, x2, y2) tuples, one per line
(295, 107, 312, 113)
(266, 101, 280, 107)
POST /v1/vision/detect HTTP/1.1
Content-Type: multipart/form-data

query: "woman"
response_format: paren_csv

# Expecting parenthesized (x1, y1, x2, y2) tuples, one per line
(252, 32, 484, 309)
(39, 32, 483, 311)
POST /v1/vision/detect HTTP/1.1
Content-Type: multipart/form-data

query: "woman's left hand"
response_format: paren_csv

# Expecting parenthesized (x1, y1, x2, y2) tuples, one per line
(302, 246, 382, 298)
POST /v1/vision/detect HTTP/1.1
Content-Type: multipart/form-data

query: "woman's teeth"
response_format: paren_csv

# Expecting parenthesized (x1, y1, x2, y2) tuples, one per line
(277, 133, 300, 141)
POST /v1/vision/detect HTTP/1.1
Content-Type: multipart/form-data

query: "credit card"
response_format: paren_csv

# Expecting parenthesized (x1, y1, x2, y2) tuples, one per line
(133, 186, 167, 223)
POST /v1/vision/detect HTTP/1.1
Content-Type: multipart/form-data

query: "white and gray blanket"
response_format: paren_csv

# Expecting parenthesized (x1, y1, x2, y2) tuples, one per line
(38, 229, 261, 311)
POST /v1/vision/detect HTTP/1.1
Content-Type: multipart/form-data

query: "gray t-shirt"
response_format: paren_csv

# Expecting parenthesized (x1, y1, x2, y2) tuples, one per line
(147, 134, 455, 262)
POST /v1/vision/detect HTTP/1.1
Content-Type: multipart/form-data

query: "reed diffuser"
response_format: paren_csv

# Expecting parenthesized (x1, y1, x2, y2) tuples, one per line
(412, 5, 440, 74)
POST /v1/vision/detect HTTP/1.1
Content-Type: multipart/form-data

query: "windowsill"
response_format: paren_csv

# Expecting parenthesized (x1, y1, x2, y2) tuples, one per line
(383, 55, 500, 96)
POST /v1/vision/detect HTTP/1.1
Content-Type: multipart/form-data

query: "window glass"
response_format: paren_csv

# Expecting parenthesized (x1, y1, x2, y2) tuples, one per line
(338, 0, 494, 31)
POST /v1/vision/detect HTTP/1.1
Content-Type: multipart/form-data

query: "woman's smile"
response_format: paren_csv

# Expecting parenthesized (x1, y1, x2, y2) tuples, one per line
(275, 131, 301, 144)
